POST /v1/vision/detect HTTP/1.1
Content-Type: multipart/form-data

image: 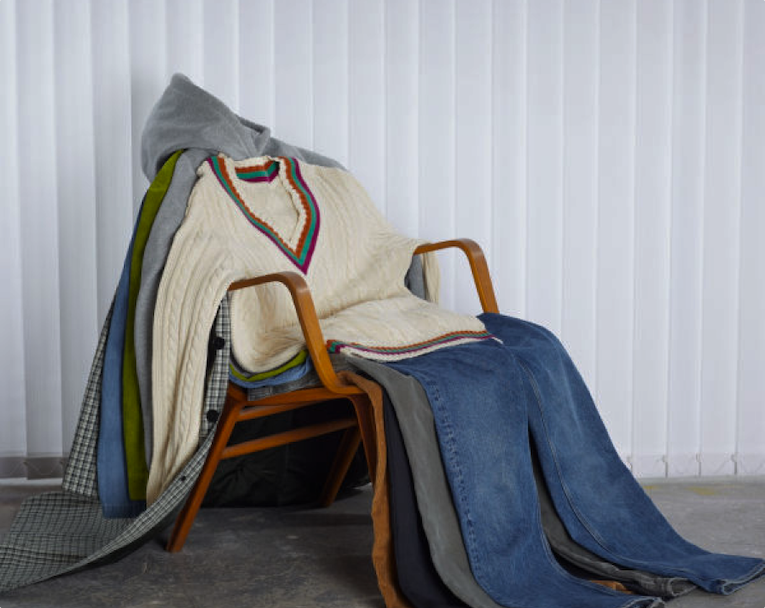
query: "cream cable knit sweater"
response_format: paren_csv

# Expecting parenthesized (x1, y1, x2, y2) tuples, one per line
(147, 155, 490, 502)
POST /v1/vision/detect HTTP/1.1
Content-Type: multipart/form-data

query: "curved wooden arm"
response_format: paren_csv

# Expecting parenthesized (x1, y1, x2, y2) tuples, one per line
(414, 238, 499, 313)
(227, 272, 358, 394)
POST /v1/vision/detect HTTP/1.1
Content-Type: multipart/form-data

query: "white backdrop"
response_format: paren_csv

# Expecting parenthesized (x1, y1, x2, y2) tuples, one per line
(0, 0, 763, 479)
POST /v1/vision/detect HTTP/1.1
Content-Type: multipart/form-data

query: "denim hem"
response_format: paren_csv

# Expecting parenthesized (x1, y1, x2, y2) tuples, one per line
(718, 561, 765, 595)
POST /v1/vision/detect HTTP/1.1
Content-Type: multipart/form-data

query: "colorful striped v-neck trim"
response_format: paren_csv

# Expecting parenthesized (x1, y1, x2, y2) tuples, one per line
(207, 155, 320, 273)
(326, 330, 495, 358)
(235, 159, 279, 183)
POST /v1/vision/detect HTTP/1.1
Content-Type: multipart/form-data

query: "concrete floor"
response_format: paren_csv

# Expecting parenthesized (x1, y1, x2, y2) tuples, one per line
(0, 478, 764, 607)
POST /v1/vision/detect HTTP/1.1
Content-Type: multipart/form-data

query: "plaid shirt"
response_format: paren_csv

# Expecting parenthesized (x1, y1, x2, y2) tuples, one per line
(0, 297, 231, 592)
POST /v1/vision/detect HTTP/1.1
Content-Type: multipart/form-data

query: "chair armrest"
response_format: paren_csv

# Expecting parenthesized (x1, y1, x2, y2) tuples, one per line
(414, 238, 499, 313)
(227, 272, 358, 394)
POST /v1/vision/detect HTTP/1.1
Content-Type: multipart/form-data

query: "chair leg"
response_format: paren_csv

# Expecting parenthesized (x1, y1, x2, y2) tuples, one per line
(348, 393, 378, 482)
(318, 391, 378, 507)
(166, 396, 244, 552)
(318, 426, 362, 507)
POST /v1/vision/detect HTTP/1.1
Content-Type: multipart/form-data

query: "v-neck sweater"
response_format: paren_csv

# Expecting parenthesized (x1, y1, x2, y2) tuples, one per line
(147, 154, 491, 501)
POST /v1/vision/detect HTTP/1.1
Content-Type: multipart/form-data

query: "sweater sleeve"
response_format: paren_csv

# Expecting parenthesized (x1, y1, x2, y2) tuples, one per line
(146, 226, 236, 504)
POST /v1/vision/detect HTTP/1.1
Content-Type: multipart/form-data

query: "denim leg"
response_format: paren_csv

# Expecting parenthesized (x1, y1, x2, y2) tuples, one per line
(388, 341, 659, 608)
(97, 242, 146, 519)
(480, 313, 765, 595)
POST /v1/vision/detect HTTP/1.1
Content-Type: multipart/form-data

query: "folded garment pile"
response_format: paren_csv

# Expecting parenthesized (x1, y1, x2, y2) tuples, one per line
(1, 75, 762, 608)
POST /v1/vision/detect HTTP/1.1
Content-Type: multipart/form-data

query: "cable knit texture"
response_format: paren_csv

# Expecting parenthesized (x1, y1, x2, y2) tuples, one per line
(148, 154, 490, 502)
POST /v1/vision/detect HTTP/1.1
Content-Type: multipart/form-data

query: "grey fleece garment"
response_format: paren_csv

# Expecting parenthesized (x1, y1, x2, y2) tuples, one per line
(136, 74, 344, 463)
(349, 358, 681, 605)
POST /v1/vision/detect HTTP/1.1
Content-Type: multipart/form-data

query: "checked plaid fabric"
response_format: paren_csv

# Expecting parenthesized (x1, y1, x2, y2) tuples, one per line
(0, 297, 231, 592)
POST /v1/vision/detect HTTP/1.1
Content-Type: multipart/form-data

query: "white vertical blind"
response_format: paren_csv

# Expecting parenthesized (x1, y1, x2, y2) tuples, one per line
(91, 0, 133, 323)
(454, 0, 492, 316)
(491, 0, 527, 320)
(0, 0, 27, 477)
(16, 0, 64, 471)
(667, 0, 707, 477)
(349, 0, 386, 214)
(274, 0, 314, 150)
(699, 0, 744, 477)
(561, 0, 598, 389)
(525, 0, 563, 335)
(203, 0, 240, 112)
(166, 0, 203, 85)
(384, 0, 419, 237)
(312, 0, 348, 166)
(129, 0, 168, 215)
(0, 0, 763, 479)
(54, 0, 99, 456)
(419, 0, 457, 311)
(737, 0, 765, 475)
(239, 0, 275, 129)
(596, 0, 637, 462)
(631, 0, 673, 478)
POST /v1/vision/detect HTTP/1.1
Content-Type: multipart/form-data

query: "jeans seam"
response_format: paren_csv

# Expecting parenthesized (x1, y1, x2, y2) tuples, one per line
(517, 359, 612, 550)
(423, 371, 484, 585)
(530, 492, 638, 599)
(518, 357, 701, 580)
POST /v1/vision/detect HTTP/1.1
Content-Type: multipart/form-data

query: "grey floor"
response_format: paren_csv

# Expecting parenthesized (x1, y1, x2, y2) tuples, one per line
(0, 478, 764, 608)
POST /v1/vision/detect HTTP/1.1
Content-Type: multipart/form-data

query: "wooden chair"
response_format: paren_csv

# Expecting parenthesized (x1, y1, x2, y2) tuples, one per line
(166, 238, 498, 552)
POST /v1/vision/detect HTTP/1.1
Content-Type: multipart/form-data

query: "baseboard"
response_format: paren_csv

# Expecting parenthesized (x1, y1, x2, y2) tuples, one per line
(0, 456, 67, 479)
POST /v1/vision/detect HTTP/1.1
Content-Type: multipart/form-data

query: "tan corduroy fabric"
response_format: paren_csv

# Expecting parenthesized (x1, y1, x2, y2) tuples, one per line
(340, 372, 413, 608)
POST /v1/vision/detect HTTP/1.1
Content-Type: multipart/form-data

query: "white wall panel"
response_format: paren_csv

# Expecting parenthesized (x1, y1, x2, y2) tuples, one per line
(596, 0, 637, 459)
(312, 0, 348, 165)
(667, 0, 706, 478)
(202, 0, 240, 112)
(239, 0, 275, 128)
(454, 0, 492, 315)
(348, 0, 386, 211)
(631, 0, 673, 478)
(16, 0, 64, 461)
(419, 0, 456, 310)
(385, 0, 419, 237)
(0, 0, 27, 467)
(2, 0, 764, 480)
(491, 0, 527, 317)
(735, 0, 765, 476)
(274, 0, 313, 151)
(525, 0, 564, 334)
(699, 0, 743, 476)
(91, 0, 134, 322)
(165, 0, 203, 84)
(561, 0, 599, 388)
(54, 0, 99, 453)
(129, 0, 167, 205)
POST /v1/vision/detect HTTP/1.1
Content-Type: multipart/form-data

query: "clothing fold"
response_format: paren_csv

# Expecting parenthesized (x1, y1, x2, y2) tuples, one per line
(352, 356, 696, 603)
(479, 314, 765, 596)
(375, 314, 763, 606)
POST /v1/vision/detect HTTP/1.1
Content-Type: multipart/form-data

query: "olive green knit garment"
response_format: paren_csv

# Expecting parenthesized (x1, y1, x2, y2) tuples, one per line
(123, 150, 183, 500)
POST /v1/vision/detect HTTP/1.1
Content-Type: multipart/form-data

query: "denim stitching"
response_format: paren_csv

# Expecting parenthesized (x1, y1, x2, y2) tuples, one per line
(421, 368, 485, 586)
(518, 359, 612, 549)
(529, 474, 643, 600)
(517, 356, 702, 580)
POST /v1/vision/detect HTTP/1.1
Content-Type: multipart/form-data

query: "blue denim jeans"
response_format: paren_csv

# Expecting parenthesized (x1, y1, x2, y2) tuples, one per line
(387, 314, 763, 606)
(97, 237, 146, 518)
